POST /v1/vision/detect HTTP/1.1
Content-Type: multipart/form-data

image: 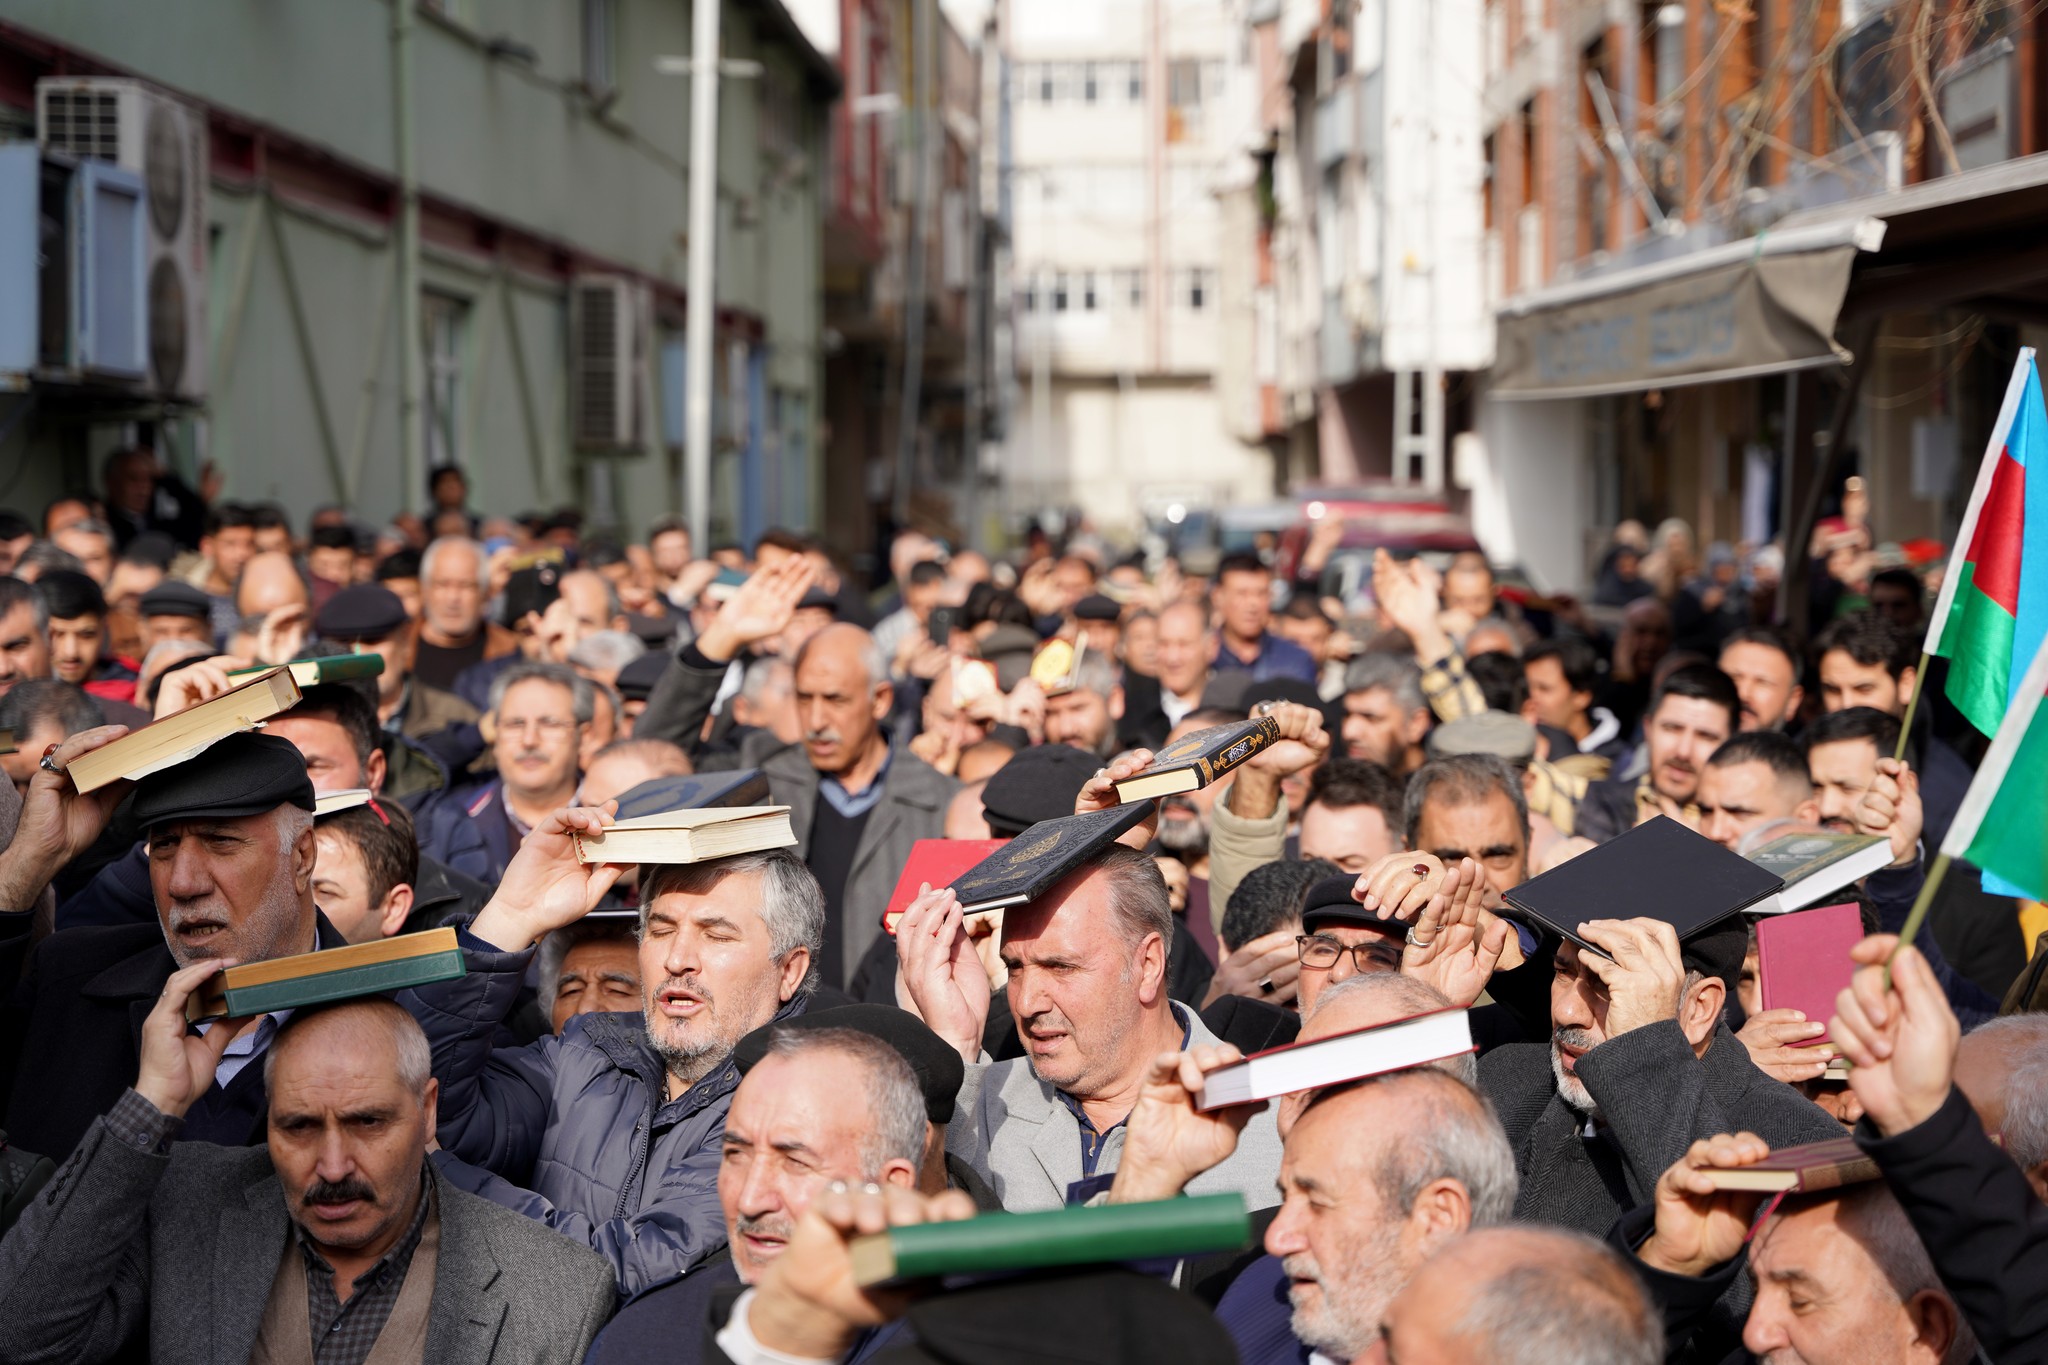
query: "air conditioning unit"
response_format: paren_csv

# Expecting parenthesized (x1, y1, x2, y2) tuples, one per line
(570, 274, 648, 449)
(36, 77, 209, 402)
(0, 144, 147, 383)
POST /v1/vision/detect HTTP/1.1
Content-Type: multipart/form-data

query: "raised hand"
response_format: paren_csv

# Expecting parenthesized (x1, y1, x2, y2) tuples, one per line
(1574, 918, 1688, 1040)
(1852, 757, 1922, 869)
(1076, 749, 1159, 850)
(1735, 1008, 1833, 1084)
(1200, 929, 1302, 1009)
(135, 960, 256, 1118)
(1401, 858, 1513, 1008)
(1637, 1132, 1773, 1278)
(153, 655, 252, 718)
(695, 555, 820, 663)
(1373, 550, 1450, 660)
(1245, 701, 1330, 777)
(1832, 934, 1959, 1137)
(894, 887, 992, 1062)
(1352, 850, 1446, 924)
(0, 725, 135, 909)
(253, 604, 307, 667)
(1110, 1043, 1261, 1203)
(469, 805, 627, 953)
(747, 1182, 979, 1359)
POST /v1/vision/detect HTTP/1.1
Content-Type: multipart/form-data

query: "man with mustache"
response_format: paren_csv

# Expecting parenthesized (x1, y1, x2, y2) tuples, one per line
(761, 622, 955, 990)
(0, 728, 350, 1160)
(397, 822, 825, 1296)
(584, 1009, 963, 1365)
(1576, 664, 1738, 843)
(0, 981, 616, 1364)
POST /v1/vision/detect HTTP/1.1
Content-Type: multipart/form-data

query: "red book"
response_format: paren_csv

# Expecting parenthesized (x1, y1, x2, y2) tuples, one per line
(1756, 901, 1865, 1044)
(881, 838, 1010, 935)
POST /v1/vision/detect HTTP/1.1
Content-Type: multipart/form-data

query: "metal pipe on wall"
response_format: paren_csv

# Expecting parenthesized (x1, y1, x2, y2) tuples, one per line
(394, 0, 425, 507)
(684, 0, 723, 554)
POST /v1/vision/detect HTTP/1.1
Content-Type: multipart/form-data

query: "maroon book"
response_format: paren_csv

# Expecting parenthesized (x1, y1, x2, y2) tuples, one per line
(1756, 901, 1865, 1044)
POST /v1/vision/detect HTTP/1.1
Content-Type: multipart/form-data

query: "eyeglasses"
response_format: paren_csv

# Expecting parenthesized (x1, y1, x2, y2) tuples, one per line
(1296, 933, 1400, 972)
(499, 716, 578, 737)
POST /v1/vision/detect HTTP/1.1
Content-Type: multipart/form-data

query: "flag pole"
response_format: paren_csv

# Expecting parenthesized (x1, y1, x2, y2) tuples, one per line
(1885, 851, 1951, 988)
(1902, 347, 2036, 765)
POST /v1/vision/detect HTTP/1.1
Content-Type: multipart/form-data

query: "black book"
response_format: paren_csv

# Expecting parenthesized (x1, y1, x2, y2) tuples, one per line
(1503, 815, 1784, 956)
(947, 803, 1157, 914)
(1113, 716, 1282, 803)
(613, 769, 771, 821)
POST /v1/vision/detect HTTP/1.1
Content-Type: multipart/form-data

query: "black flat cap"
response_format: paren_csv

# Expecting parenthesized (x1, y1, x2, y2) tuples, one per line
(1299, 872, 1404, 937)
(979, 744, 1097, 836)
(1197, 673, 1252, 714)
(314, 583, 410, 642)
(734, 1004, 964, 1126)
(614, 651, 668, 702)
(1072, 593, 1121, 622)
(795, 585, 841, 615)
(126, 731, 316, 830)
(122, 531, 179, 570)
(139, 581, 213, 621)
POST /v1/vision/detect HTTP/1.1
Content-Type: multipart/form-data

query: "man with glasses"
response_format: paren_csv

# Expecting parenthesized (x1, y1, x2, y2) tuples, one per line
(418, 662, 590, 881)
(1291, 873, 1410, 1014)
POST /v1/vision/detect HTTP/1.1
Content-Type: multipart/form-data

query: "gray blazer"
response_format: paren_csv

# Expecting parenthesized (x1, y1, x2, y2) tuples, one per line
(761, 741, 957, 985)
(0, 1113, 616, 1365)
(946, 1003, 1286, 1213)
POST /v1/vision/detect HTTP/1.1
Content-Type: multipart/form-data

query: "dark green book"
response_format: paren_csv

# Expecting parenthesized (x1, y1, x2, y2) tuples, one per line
(848, 1194, 1250, 1286)
(946, 802, 1156, 914)
(1113, 716, 1281, 802)
(230, 653, 386, 686)
(186, 927, 464, 1020)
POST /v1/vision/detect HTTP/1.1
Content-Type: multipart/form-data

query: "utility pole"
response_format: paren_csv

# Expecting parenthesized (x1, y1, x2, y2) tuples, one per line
(683, 0, 723, 555)
(892, 0, 934, 528)
(394, 0, 424, 509)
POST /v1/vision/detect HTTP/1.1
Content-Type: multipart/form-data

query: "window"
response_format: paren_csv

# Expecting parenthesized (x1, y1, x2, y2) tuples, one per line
(1038, 63, 1055, 103)
(1081, 271, 1099, 310)
(1127, 61, 1145, 100)
(422, 293, 469, 472)
(1051, 272, 1070, 312)
(1114, 267, 1145, 309)
(1179, 267, 1211, 311)
(582, 0, 616, 99)
(1083, 62, 1099, 103)
(1021, 275, 1039, 313)
(1169, 57, 1205, 109)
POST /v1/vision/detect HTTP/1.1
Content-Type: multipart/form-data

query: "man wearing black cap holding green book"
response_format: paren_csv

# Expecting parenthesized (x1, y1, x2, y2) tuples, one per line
(0, 729, 344, 1159)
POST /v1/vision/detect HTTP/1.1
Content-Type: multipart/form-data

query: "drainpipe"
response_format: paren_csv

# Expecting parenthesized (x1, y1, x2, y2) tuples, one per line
(684, 0, 723, 554)
(394, 0, 425, 508)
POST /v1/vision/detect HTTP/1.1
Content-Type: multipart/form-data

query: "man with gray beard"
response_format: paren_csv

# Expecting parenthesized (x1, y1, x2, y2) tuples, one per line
(398, 824, 825, 1296)
(1473, 908, 1839, 1240)
(0, 729, 334, 1159)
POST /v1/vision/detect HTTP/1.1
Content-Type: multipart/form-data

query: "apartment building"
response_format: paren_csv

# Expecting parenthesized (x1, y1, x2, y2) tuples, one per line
(1001, 0, 1276, 542)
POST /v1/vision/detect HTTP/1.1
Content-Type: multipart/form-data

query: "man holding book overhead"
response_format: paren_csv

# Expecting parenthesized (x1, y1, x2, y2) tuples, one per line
(1, 728, 347, 1159)
(894, 780, 1285, 1215)
(396, 806, 826, 1296)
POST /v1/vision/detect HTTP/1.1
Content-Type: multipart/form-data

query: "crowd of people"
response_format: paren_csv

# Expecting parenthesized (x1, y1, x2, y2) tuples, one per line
(0, 449, 2041, 1365)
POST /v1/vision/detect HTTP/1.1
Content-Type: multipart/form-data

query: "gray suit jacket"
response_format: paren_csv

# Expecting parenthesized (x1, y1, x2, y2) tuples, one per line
(946, 1003, 1286, 1213)
(0, 1112, 616, 1365)
(761, 742, 957, 986)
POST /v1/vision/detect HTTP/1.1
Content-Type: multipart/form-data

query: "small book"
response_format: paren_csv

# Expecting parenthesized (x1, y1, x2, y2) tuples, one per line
(612, 769, 771, 822)
(1694, 1136, 1879, 1194)
(1195, 1007, 1475, 1111)
(230, 653, 386, 686)
(572, 805, 796, 865)
(1113, 716, 1282, 803)
(313, 788, 374, 818)
(945, 803, 1156, 914)
(185, 926, 464, 1021)
(1744, 830, 1893, 914)
(1503, 816, 1784, 958)
(66, 666, 303, 794)
(1756, 901, 1865, 1044)
(1031, 637, 1085, 695)
(882, 838, 1012, 934)
(847, 1193, 1250, 1288)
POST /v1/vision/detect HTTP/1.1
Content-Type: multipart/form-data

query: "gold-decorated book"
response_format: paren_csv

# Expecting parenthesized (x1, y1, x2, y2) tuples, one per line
(66, 667, 302, 794)
(1113, 716, 1281, 803)
(946, 803, 1156, 914)
(571, 805, 796, 865)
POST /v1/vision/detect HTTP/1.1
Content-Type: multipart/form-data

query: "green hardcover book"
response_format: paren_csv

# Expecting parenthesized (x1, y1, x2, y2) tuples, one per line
(847, 1194, 1250, 1287)
(230, 653, 386, 686)
(187, 927, 465, 1020)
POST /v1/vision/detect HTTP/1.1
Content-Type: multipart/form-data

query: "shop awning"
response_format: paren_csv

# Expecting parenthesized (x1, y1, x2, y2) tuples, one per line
(1490, 218, 1886, 401)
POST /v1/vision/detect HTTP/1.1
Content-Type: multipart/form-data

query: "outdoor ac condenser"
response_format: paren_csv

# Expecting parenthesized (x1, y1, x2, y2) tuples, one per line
(36, 76, 210, 403)
(571, 274, 648, 449)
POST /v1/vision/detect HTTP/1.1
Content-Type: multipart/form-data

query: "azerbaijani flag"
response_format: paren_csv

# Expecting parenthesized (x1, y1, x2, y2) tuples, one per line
(1939, 630, 2048, 904)
(1926, 348, 2048, 737)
